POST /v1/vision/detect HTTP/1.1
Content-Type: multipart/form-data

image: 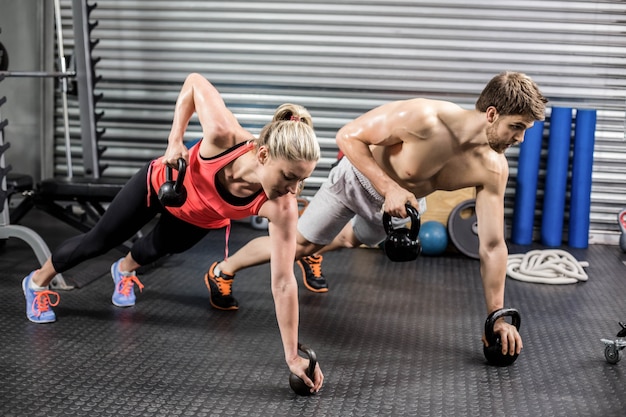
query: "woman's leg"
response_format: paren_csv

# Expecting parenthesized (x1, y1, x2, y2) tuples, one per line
(32, 163, 158, 287)
(129, 210, 210, 266)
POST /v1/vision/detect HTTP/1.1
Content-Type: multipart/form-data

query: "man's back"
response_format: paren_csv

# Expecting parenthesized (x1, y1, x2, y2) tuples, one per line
(367, 98, 506, 198)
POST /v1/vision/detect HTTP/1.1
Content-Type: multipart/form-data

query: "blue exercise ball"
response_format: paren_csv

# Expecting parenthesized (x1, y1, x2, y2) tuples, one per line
(418, 221, 449, 256)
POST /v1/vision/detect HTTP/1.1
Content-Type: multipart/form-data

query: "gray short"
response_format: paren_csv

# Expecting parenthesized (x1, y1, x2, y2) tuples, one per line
(298, 157, 427, 246)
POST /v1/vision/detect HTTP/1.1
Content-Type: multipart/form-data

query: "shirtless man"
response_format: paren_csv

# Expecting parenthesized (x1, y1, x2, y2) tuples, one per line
(206, 71, 547, 358)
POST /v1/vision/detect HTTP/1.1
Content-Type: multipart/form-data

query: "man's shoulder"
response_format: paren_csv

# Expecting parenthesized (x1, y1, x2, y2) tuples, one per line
(404, 98, 463, 111)
(477, 150, 510, 181)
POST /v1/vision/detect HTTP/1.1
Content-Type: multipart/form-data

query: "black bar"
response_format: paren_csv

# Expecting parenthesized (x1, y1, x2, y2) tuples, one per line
(0, 71, 76, 78)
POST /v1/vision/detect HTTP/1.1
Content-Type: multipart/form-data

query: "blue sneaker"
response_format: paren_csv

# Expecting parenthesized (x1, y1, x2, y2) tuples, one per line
(22, 271, 59, 323)
(111, 258, 144, 307)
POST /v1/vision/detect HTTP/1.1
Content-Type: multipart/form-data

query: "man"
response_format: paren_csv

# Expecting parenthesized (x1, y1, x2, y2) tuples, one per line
(207, 71, 547, 358)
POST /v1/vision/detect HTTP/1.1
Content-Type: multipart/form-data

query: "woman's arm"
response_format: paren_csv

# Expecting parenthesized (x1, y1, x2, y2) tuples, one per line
(258, 196, 324, 393)
(163, 73, 249, 166)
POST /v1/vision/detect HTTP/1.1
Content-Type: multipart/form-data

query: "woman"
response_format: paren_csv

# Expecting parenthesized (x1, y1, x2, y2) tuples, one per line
(21, 73, 324, 393)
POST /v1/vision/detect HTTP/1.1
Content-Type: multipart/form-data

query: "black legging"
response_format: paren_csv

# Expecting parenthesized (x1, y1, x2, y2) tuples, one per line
(51, 162, 211, 273)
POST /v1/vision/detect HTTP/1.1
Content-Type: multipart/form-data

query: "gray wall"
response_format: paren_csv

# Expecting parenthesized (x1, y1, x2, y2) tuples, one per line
(54, 0, 625, 244)
(2, 1, 626, 246)
(0, 0, 53, 180)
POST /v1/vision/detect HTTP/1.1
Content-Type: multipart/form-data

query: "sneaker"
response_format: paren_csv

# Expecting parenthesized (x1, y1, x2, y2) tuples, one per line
(111, 258, 144, 307)
(22, 271, 59, 323)
(205, 261, 239, 311)
(297, 255, 329, 293)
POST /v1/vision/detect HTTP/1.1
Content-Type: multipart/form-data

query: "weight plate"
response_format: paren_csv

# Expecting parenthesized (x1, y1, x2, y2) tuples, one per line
(604, 344, 620, 364)
(447, 199, 479, 259)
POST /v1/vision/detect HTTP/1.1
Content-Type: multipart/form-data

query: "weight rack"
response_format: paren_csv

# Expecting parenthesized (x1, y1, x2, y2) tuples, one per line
(0, 74, 71, 289)
(0, 1, 127, 289)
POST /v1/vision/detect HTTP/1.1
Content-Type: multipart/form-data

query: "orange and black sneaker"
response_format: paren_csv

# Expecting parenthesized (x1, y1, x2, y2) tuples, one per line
(297, 255, 329, 293)
(205, 261, 239, 311)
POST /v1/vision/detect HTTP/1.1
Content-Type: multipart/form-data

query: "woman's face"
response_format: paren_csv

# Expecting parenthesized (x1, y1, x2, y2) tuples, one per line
(259, 153, 316, 200)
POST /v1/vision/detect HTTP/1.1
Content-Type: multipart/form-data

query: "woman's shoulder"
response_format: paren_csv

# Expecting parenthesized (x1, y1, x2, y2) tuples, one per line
(198, 138, 254, 160)
(258, 195, 299, 223)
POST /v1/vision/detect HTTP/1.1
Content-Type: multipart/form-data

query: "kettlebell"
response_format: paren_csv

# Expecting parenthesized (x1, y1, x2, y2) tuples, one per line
(158, 158, 187, 207)
(289, 343, 317, 396)
(382, 204, 421, 262)
(483, 308, 521, 367)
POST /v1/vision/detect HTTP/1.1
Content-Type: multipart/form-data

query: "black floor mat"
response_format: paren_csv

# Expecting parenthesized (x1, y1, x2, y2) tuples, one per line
(1, 209, 626, 416)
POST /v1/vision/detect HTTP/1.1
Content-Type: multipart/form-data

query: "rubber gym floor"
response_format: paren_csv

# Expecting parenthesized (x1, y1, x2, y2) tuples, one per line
(1, 208, 626, 417)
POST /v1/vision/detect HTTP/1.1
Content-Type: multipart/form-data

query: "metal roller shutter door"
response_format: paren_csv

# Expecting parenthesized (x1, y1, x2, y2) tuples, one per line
(54, 0, 626, 243)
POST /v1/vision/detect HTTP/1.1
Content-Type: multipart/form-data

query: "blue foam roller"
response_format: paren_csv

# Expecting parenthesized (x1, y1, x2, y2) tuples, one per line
(511, 121, 544, 244)
(541, 107, 572, 246)
(568, 109, 596, 248)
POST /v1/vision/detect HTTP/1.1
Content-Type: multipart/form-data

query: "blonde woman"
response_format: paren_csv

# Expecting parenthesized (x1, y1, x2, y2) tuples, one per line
(22, 73, 323, 393)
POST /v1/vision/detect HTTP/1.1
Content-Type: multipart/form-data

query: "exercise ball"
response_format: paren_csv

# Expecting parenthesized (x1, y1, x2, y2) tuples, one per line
(418, 221, 448, 256)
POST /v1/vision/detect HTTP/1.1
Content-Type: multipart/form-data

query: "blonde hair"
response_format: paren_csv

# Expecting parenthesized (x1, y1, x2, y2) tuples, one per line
(476, 71, 548, 121)
(255, 103, 320, 162)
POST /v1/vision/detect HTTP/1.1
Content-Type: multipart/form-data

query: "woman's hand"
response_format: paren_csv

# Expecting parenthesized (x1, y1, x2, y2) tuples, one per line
(162, 140, 189, 168)
(287, 356, 324, 394)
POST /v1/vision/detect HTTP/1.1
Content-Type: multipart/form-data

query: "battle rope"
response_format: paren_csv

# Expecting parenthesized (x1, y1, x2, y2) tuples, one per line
(506, 249, 589, 284)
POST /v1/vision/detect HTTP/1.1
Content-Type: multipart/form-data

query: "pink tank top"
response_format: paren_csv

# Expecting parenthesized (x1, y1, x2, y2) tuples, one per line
(150, 140, 268, 229)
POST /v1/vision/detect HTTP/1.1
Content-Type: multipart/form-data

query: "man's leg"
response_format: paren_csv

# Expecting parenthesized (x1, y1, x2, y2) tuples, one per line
(317, 221, 362, 254)
(212, 157, 365, 306)
(207, 231, 326, 309)
(296, 220, 363, 292)
(206, 235, 275, 311)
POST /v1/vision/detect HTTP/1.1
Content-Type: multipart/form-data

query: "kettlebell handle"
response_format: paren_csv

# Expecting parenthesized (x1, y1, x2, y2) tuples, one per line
(289, 342, 317, 396)
(484, 308, 521, 343)
(298, 342, 317, 378)
(382, 203, 421, 239)
(165, 158, 187, 193)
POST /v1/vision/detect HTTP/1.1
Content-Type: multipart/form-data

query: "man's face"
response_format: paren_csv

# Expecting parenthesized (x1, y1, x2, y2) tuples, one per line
(487, 113, 535, 154)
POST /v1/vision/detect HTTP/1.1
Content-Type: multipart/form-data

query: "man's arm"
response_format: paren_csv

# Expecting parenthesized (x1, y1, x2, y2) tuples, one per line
(335, 100, 429, 217)
(474, 160, 523, 356)
(475, 185, 508, 313)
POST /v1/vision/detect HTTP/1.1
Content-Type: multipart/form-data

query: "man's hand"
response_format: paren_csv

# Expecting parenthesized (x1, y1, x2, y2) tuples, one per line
(482, 318, 523, 356)
(383, 184, 420, 218)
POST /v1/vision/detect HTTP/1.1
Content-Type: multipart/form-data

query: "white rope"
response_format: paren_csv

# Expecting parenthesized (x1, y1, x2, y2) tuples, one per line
(507, 249, 589, 284)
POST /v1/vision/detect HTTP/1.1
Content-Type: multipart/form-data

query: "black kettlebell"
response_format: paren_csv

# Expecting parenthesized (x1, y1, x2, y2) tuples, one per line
(483, 308, 521, 367)
(289, 343, 317, 396)
(158, 158, 187, 207)
(382, 204, 421, 262)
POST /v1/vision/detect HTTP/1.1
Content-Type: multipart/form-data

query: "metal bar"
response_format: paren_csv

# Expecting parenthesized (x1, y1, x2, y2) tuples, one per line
(71, 0, 99, 178)
(54, 0, 73, 179)
(0, 71, 76, 78)
(0, 108, 8, 227)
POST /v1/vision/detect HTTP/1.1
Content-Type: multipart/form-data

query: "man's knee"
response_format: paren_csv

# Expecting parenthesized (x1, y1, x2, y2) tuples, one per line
(295, 234, 323, 258)
(335, 222, 361, 249)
